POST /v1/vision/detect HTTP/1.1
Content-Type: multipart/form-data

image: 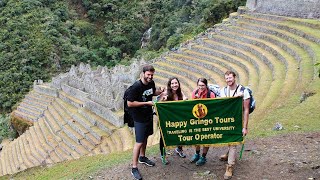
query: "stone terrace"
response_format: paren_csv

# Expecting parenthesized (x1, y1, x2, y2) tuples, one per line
(1, 7, 319, 176)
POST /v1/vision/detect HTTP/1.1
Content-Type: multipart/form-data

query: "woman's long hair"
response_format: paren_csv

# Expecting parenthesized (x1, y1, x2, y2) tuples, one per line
(197, 78, 208, 87)
(166, 77, 183, 101)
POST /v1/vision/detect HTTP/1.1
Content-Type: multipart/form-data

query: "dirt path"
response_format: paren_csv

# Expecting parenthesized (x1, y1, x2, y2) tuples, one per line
(95, 132, 320, 180)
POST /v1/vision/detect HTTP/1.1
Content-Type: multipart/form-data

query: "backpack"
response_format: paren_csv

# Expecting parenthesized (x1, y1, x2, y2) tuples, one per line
(223, 85, 256, 114)
(208, 84, 221, 97)
(123, 86, 134, 127)
(195, 84, 220, 98)
(123, 81, 142, 127)
(243, 86, 256, 114)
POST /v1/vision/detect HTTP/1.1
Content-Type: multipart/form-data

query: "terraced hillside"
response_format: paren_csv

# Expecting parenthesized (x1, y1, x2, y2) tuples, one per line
(1, 8, 319, 176)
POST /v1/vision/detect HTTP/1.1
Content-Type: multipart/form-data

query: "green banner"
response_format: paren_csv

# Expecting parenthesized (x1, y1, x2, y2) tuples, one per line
(155, 97, 243, 147)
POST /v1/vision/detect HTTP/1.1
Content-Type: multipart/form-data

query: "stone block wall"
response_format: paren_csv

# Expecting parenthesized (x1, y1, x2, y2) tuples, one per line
(246, 0, 320, 18)
(49, 60, 147, 127)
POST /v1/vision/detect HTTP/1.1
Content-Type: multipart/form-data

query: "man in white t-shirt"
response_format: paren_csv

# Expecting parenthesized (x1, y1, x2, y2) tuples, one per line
(219, 70, 250, 180)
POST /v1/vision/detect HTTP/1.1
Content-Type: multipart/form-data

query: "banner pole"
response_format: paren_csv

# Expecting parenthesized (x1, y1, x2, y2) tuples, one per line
(238, 138, 245, 160)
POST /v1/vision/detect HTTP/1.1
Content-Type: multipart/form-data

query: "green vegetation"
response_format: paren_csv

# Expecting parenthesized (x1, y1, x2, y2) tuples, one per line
(0, 114, 16, 143)
(5, 146, 158, 180)
(0, 0, 245, 112)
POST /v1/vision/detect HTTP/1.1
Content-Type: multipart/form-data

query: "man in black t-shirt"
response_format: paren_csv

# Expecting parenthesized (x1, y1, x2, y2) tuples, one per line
(127, 65, 164, 180)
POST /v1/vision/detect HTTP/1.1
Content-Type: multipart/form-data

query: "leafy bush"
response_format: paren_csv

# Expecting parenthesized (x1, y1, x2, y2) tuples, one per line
(0, 114, 17, 143)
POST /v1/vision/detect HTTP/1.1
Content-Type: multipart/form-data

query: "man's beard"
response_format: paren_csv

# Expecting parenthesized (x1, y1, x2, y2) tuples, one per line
(144, 76, 152, 82)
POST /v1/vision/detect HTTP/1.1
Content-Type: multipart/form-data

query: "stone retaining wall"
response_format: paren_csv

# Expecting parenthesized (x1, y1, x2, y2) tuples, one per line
(246, 0, 320, 18)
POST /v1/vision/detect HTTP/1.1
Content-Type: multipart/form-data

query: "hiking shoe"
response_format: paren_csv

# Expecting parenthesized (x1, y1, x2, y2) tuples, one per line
(131, 168, 142, 180)
(161, 155, 169, 165)
(190, 153, 200, 163)
(138, 156, 155, 167)
(175, 148, 186, 158)
(224, 164, 233, 179)
(196, 156, 207, 166)
(219, 154, 228, 161)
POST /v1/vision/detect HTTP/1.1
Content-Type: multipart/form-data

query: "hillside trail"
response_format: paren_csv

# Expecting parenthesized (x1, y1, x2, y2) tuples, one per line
(94, 132, 320, 180)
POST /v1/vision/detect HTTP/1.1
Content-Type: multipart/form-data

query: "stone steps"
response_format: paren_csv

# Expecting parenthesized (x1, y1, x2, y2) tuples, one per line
(58, 130, 89, 156)
(34, 84, 58, 97)
(195, 39, 272, 102)
(202, 38, 284, 110)
(38, 118, 76, 162)
(44, 110, 62, 134)
(17, 135, 36, 169)
(0, 147, 10, 174)
(109, 130, 123, 152)
(25, 92, 54, 105)
(181, 48, 252, 88)
(17, 105, 43, 118)
(33, 121, 55, 153)
(240, 14, 320, 45)
(22, 96, 49, 109)
(12, 141, 27, 172)
(116, 126, 134, 151)
(167, 55, 225, 85)
(5, 145, 15, 175)
(155, 61, 200, 83)
(53, 144, 72, 162)
(212, 30, 299, 103)
(164, 55, 222, 84)
(12, 110, 37, 122)
(28, 126, 50, 159)
(212, 30, 289, 70)
(20, 134, 41, 166)
(52, 101, 90, 140)
(25, 130, 46, 163)
(0, 154, 3, 175)
(220, 24, 301, 102)
(154, 62, 197, 89)
(177, 48, 243, 77)
(19, 101, 45, 114)
(78, 108, 115, 136)
(56, 98, 102, 144)
(98, 138, 110, 154)
(235, 16, 317, 80)
(244, 13, 320, 41)
(59, 91, 84, 108)
(48, 104, 83, 144)
(58, 141, 81, 159)
(101, 137, 118, 153)
(147, 119, 161, 146)
(192, 40, 255, 75)
(38, 118, 60, 150)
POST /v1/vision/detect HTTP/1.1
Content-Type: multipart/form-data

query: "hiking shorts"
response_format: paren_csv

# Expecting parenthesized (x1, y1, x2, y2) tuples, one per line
(134, 120, 153, 143)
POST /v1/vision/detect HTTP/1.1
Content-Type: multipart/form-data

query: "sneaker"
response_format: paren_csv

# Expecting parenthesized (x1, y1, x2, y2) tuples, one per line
(219, 154, 228, 161)
(138, 156, 155, 167)
(175, 148, 186, 158)
(196, 156, 207, 166)
(131, 168, 142, 180)
(161, 155, 169, 165)
(224, 164, 233, 179)
(190, 153, 200, 163)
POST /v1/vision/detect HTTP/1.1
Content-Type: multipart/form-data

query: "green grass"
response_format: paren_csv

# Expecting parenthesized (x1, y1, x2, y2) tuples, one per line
(249, 78, 320, 138)
(3, 146, 159, 180)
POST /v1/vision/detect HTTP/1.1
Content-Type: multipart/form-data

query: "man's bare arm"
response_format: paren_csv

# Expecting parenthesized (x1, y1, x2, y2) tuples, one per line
(127, 101, 153, 107)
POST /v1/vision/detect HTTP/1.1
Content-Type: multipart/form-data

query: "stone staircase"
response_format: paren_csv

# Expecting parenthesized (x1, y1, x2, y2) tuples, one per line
(1, 8, 319, 176)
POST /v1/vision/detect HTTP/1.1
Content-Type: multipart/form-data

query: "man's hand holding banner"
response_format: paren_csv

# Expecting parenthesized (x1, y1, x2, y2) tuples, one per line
(155, 97, 244, 147)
